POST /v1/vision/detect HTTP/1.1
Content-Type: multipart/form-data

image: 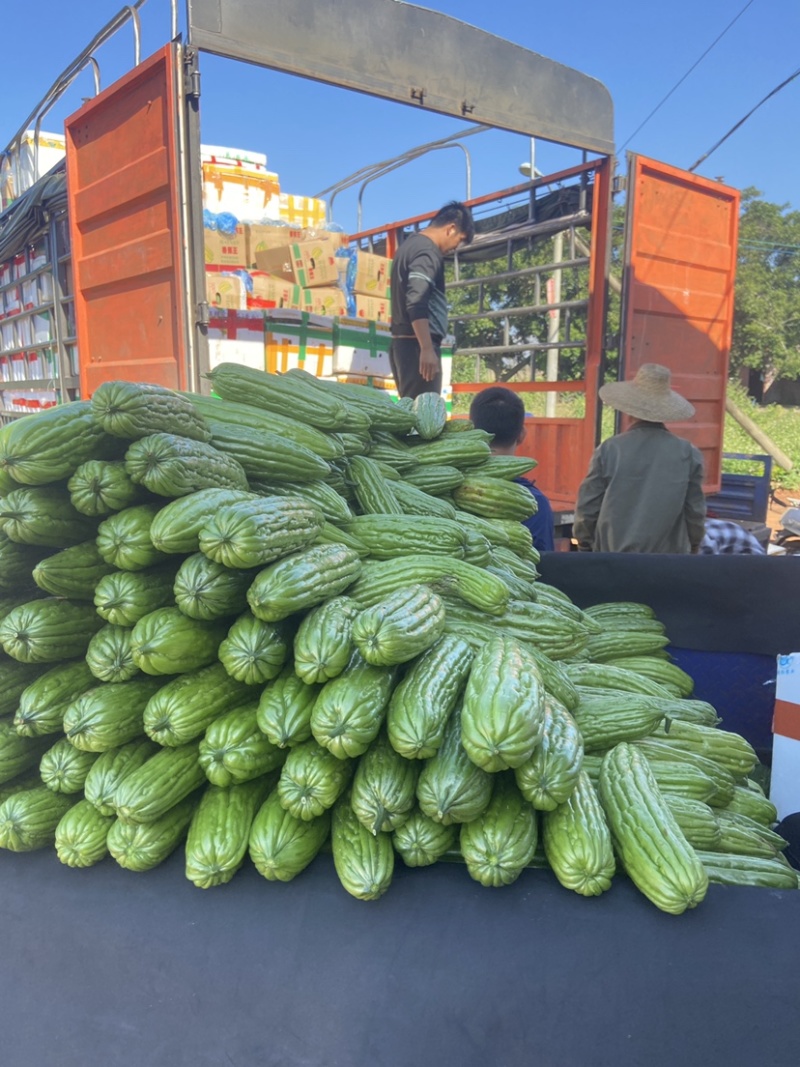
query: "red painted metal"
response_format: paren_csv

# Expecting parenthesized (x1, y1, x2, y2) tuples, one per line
(65, 44, 188, 396)
(351, 158, 612, 514)
(621, 155, 740, 493)
(352, 159, 605, 244)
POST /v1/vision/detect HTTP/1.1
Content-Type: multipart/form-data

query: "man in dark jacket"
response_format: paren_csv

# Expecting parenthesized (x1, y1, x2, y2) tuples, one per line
(389, 201, 474, 399)
(469, 386, 555, 553)
(573, 363, 706, 553)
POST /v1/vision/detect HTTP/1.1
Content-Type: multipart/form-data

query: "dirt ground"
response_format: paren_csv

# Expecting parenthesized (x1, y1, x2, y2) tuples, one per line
(766, 482, 800, 543)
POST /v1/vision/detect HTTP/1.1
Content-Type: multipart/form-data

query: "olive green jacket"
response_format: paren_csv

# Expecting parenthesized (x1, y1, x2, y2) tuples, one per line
(573, 423, 706, 554)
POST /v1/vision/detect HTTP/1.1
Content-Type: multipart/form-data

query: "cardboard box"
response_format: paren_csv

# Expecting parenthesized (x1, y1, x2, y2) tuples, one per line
(354, 294, 391, 324)
(279, 192, 327, 228)
(301, 287, 348, 317)
(203, 226, 248, 269)
(350, 251, 392, 299)
(246, 224, 303, 268)
(771, 653, 800, 820)
(206, 273, 248, 310)
(254, 238, 339, 289)
(202, 161, 281, 223)
(248, 273, 304, 311)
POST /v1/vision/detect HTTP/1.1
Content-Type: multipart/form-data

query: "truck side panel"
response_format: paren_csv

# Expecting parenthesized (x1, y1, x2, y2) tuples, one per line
(621, 155, 740, 492)
(65, 44, 189, 395)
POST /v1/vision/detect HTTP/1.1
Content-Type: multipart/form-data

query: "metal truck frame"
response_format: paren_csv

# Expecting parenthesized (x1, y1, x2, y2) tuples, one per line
(0, 0, 740, 514)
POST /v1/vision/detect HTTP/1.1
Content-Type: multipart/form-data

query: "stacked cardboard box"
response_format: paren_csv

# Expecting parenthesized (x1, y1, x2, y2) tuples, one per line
(347, 250, 393, 323)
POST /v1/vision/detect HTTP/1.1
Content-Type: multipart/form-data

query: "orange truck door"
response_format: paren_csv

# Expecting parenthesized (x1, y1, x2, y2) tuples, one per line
(65, 44, 191, 395)
(621, 153, 740, 492)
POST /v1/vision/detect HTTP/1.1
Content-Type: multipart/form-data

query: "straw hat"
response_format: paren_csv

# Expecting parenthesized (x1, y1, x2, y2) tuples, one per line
(599, 363, 695, 422)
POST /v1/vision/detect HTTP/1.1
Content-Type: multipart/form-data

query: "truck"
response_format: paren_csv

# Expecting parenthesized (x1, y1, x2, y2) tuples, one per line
(0, 0, 740, 533)
(0, 8, 799, 1064)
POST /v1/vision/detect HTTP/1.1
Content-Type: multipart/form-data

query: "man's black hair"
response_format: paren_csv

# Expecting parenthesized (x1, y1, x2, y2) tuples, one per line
(429, 201, 475, 244)
(469, 386, 526, 447)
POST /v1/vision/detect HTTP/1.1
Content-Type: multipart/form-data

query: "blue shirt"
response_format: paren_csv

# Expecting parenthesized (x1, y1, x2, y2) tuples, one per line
(516, 477, 555, 552)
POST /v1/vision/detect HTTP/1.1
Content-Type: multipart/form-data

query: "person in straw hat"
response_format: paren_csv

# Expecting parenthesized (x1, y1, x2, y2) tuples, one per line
(573, 363, 706, 553)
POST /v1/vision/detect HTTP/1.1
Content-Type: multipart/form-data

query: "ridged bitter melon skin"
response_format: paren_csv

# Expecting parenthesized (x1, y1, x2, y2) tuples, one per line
(514, 697, 584, 811)
(199, 703, 286, 788)
(91, 380, 212, 443)
(461, 635, 546, 773)
(599, 743, 709, 915)
(542, 771, 616, 896)
(185, 775, 276, 888)
(331, 792, 394, 901)
(249, 790, 331, 883)
(351, 584, 445, 667)
(459, 774, 539, 887)
(125, 433, 249, 497)
(386, 634, 474, 760)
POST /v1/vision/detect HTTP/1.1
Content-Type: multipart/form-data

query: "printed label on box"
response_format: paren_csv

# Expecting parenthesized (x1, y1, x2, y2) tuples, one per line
(248, 273, 304, 311)
(246, 224, 303, 268)
(351, 251, 392, 300)
(206, 273, 248, 310)
(254, 238, 339, 289)
(301, 287, 348, 317)
(204, 227, 248, 269)
(354, 295, 391, 323)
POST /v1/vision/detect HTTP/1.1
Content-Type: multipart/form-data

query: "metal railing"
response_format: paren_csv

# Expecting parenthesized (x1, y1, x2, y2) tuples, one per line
(1, 0, 179, 206)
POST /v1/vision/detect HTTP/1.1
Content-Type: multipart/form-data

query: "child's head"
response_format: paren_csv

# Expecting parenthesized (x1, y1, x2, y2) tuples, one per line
(469, 386, 526, 449)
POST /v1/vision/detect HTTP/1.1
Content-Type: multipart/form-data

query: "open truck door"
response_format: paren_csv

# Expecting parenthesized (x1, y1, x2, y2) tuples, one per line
(621, 154, 740, 492)
(65, 43, 201, 396)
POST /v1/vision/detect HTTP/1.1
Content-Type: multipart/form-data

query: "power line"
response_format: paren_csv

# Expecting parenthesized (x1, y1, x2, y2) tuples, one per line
(618, 0, 757, 152)
(688, 65, 800, 172)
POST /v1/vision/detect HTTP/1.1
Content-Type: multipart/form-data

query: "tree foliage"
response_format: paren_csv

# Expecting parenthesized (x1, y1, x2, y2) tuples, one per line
(731, 188, 800, 388)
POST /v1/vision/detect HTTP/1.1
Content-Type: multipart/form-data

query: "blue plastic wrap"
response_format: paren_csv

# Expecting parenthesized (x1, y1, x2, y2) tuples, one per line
(215, 211, 240, 235)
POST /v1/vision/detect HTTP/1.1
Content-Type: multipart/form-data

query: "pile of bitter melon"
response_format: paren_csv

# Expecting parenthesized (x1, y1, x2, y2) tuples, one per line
(0, 367, 794, 914)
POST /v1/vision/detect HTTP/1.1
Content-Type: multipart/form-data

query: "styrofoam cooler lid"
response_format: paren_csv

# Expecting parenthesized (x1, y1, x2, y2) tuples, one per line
(201, 144, 268, 169)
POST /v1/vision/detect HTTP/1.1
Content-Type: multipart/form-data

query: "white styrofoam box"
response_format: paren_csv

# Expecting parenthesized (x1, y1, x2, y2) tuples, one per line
(202, 161, 281, 224)
(22, 278, 38, 309)
(771, 653, 800, 821)
(26, 351, 43, 380)
(33, 312, 51, 344)
(4, 287, 20, 315)
(207, 310, 265, 373)
(16, 317, 32, 347)
(332, 317, 393, 379)
(1, 321, 16, 352)
(38, 272, 54, 303)
(201, 145, 268, 169)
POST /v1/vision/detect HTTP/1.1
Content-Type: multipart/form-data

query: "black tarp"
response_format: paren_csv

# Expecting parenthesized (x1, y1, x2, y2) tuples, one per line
(538, 552, 800, 655)
(1, 848, 799, 1067)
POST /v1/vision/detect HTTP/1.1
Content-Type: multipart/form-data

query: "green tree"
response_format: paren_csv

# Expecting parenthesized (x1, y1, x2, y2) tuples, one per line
(731, 189, 800, 390)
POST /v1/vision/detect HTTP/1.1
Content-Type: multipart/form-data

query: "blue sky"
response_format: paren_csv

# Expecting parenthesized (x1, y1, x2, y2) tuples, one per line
(2, 0, 798, 233)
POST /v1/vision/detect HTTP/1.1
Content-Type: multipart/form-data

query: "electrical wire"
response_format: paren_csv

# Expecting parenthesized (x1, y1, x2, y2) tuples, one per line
(618, 0, 757, 152)
(688, 65, 800, 171)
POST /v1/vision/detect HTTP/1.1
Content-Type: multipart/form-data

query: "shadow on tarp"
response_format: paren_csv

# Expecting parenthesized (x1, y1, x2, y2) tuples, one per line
(538, 552, 800, 753)
(669, 647, 775, 755)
